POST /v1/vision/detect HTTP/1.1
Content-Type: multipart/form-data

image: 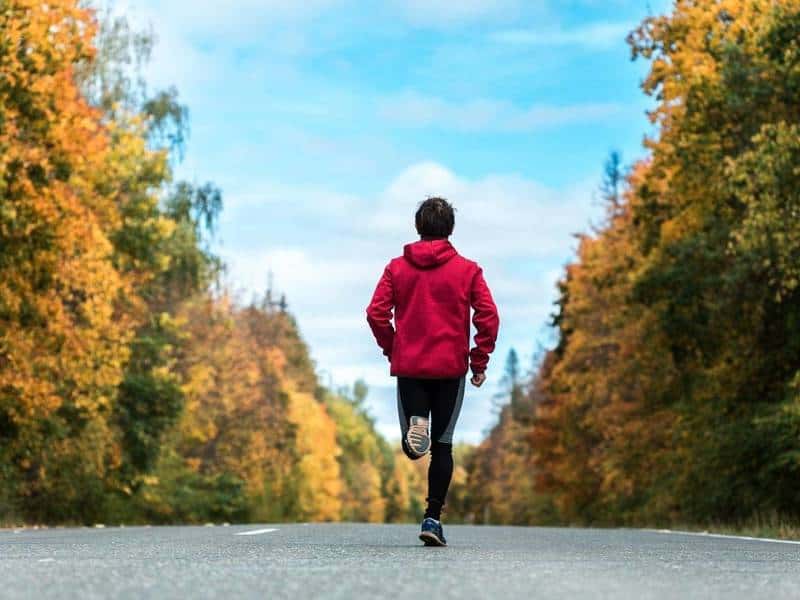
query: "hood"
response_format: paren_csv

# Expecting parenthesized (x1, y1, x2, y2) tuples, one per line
(403, 239, 457, 269)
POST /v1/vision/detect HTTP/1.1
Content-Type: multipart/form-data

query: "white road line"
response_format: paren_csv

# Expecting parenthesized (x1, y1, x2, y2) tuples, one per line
(651, 529, 800, 546)
(235, 528, 278, 536)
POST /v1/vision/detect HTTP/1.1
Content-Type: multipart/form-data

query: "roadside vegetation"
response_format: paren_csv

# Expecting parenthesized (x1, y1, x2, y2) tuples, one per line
(456, 0, 800, 540)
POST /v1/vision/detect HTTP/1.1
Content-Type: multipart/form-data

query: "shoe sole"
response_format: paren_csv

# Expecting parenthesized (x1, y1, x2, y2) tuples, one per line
(405, 434, 431, 458)
(419, 531, 447, 547)
(402, 438, 427, 460)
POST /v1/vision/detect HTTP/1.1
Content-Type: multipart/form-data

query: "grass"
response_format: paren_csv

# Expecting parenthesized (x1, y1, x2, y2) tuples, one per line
(671, 513, 800, 541)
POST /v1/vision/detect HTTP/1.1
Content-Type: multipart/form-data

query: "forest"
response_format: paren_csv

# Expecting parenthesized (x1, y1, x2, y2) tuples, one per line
(463, 0, 800, 531)
(2, 0, 799, 529)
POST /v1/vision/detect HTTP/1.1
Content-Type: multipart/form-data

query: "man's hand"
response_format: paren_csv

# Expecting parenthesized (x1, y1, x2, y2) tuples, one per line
(470, 372, 486, 388)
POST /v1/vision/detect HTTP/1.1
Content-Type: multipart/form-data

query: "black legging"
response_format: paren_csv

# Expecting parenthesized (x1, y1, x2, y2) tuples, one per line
(397, 376, 465, 520)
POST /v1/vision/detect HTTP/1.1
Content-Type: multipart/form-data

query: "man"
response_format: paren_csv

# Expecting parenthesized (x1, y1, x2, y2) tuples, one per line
(366, 197, 500, 546)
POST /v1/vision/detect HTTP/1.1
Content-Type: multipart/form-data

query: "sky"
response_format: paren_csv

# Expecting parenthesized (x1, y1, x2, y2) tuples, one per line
(118, 0, 670, 443)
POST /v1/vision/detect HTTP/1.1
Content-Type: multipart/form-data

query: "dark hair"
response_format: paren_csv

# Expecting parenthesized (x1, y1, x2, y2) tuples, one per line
(415, 197, 455, 238)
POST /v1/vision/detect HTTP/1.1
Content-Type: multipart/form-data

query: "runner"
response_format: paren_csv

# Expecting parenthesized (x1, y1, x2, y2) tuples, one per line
(366, 197, 500, 546)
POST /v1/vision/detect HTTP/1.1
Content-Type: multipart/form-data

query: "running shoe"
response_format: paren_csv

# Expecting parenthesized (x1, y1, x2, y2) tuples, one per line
(419, 517, 447, 547)
(405, 416, 431, 458)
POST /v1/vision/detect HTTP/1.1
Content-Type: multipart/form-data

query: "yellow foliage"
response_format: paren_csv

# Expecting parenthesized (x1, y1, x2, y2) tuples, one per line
(286, 386, 343, 521)
(385, 450, 427, 522)
(0, 0, 135, 512)
(174, 297, 290, 499)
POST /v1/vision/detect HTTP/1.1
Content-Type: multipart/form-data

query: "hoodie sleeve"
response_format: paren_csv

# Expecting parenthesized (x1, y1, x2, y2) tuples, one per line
(469, 266, 499, 375)
(366, 265, 395, 360)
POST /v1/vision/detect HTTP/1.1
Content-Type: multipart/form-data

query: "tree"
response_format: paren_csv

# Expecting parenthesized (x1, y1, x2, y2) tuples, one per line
(326, 388, 390, 523)
(527, 0, 800, 525)
(77, 8, 222, 503)
(286, 386, 343, 522)
(0, 0, 136, 521)
(600, 151, 624, 215)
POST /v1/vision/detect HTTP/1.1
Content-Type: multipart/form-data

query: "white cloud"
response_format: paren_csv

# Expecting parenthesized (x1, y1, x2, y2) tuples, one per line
(132, 0, 341, 37)
(378, 92, 624, 132)
(220, 247, 372, 300)
(220, 179, 362, 216)
(491, 21, 634, 48)
(109, 0, 333, 95)
(372, 161, 598, 259)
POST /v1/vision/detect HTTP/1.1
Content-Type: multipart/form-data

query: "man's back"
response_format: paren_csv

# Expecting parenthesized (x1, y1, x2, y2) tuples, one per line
(367, 238, 499, 379)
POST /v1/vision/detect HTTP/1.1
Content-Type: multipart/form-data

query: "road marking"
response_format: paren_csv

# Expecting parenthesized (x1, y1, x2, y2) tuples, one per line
(235, 528, 278, 536)
(652, 529, 800, 546)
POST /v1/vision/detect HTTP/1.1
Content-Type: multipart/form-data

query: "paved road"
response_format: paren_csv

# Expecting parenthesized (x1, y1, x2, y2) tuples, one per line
(2, 523, 799, 599)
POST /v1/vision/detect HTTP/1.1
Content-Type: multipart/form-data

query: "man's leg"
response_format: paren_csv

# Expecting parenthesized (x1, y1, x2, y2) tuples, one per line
(397, 377, 431, 460)
(425, 376, 465, 520)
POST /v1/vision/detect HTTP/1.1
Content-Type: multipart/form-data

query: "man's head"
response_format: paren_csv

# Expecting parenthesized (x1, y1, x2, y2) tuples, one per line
(415, 197, 455, 239)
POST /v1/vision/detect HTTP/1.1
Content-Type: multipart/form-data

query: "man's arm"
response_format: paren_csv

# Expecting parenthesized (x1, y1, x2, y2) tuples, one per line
(469, 267, 499, 382)
(366, 266, 395, 360)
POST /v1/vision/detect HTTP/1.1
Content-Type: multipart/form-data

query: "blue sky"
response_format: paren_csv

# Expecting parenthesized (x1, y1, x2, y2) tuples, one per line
(121, 0, 670, 443)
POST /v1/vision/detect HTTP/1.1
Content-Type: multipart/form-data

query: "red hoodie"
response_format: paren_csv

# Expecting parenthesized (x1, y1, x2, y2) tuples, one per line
(366, 239, 499, 379)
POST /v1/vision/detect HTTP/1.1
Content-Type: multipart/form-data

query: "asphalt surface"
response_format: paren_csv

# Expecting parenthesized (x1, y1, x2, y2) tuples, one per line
(2, 523, 799, 599)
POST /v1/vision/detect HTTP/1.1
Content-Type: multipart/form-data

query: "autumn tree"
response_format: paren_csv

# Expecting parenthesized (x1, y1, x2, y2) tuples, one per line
(326, 382, 393, 522)
(525, 0, 800, 526)
(0, 0, 140, 521)
(621, 0, 800, 521)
